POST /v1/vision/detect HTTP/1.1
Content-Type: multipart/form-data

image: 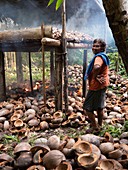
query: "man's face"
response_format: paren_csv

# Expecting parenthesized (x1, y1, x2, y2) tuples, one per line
(92, 42, 103, 54)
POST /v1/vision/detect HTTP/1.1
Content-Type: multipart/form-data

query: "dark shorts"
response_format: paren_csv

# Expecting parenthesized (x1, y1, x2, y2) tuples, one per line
(83, 88, 107, 112)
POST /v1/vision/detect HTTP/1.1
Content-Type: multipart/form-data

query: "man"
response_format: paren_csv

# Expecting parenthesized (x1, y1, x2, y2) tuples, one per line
(83, 38, 110, 133)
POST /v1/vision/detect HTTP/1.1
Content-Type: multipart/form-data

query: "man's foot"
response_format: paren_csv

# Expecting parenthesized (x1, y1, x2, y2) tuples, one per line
(86, 127, 101, 135)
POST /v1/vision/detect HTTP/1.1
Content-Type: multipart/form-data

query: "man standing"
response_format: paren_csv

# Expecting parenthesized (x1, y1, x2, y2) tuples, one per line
(83, 38, 110, 133)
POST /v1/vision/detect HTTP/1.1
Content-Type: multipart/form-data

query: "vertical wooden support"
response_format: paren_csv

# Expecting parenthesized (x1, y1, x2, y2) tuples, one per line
(55, 47, 63, 111)
(62, 0, 68, 113)
(28, 52, 33, 93)
(0, 52, 6, 101)
(41, 24, 46, 106)
(16, 52, 23, 84)
(83, 50, 87, 97)
(50, 51, 55, 86)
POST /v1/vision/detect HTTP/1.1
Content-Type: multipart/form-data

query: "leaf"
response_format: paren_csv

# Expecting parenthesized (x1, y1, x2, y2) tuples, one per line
(56, 0, 63, 10)
(47, 0, 55, 7)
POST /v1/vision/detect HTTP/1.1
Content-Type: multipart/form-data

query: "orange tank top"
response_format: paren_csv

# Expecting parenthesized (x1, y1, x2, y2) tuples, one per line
(88, 56, 110, 90)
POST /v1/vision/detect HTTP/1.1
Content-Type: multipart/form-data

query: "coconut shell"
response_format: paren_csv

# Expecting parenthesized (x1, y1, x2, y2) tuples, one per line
(98, 159, 123, 170)
(73, 139, 92, 155)
(30, 144, 50, 155)
(99, 142, 114, 155)
(43, 150, 66, 169)
(27, 165, 46, 170)
(108, 149, 122, 159)
(14, 142, 31, 154)
(0, 153, 14, 162)
(14, 152, 32, 168)
(77, 153, 99, 169)
(80, 134, 101, 147)
(47, 135, 60, 150)
(56, 161, 73, 170)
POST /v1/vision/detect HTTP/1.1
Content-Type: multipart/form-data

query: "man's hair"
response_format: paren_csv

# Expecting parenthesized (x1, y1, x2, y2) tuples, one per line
(93, 38, 106, 51)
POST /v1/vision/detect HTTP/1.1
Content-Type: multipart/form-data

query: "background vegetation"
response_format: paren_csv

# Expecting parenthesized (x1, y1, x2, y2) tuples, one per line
(5, 47, 127, 87)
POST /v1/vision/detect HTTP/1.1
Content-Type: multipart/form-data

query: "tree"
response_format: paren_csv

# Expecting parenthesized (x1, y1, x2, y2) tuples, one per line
(102, 0, 128, 74)
(48, 0, 128, 74)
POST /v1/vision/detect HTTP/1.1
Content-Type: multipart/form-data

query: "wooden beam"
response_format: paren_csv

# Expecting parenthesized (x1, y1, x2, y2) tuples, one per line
(0, 26, 92, 52)
(42, 37, 61, 46)
(0, 26, 52, 43)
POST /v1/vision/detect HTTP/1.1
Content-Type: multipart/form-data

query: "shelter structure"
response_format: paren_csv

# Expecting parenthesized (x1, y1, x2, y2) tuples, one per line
(0, 24, 93, 111)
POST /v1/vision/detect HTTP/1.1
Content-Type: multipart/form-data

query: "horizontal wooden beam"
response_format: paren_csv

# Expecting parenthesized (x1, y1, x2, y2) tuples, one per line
(0, 26, 52, 43)
(42, 37, 91, 49)
(0, 26, 92, 52)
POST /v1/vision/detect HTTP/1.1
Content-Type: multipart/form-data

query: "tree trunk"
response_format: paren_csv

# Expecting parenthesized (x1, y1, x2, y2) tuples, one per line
(102, 0, 128, 74)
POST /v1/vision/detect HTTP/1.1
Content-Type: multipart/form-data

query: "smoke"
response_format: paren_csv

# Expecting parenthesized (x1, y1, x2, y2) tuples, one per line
(0, 0, 114, 44)
(66, 0, 114, 44)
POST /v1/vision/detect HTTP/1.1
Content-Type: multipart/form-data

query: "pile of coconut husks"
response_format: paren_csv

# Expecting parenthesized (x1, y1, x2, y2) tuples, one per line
(0, 65, 127, 170)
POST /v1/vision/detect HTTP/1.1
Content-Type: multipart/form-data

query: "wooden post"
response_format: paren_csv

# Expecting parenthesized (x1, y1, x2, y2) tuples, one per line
(50, 51, 55, 86)
(0, 52, 6, 101)
(16, 52, 23, 84)
(41, 24, 46, 106)
(55, 47, 63, 111)
(28, 52, 33, 93)
(83, 50, 87, 97)
(62, 0, 68, 113)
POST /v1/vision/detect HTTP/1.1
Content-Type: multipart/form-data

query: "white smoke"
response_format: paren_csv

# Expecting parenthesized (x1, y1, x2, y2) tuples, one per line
(0, 0, 115, 44)
(66, 0, 114, 44)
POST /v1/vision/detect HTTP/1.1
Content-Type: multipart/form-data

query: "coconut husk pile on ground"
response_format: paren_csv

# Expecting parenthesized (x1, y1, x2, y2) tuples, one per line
(0, 65, 127, 170)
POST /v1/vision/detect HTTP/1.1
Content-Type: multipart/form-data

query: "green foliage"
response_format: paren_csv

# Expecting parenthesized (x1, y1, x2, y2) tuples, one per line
(2, 134, 20, 144)
(47, 0, 63, 10)
(123, 121, 128, 131)
(99, 121, 128, 138)
(5, 52, 51, 85)
(99, 124, 123, 138)
(47, 0, 54, 7)
(67, 49, 84, 65)
(56, 0, 63, 10)
(108, 52, 127, 77)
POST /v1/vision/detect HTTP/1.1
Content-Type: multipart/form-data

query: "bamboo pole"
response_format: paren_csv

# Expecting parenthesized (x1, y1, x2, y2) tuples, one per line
(62, 0, 68, 113)
(41, 24, 46, 106)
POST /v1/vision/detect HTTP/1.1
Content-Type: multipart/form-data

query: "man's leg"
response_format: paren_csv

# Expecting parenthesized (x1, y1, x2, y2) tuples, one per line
(85, 110, 99, 129)
(97, 108, 104, 126)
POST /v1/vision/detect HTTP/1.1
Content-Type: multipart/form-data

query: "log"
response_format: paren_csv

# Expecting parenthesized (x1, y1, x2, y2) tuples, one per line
(0, 26, 52, 43)
(42, 37, 91, 49)
(42, 37, 61, 46)
(0, 27, 92, 52)
(67, 42, 91, 49)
